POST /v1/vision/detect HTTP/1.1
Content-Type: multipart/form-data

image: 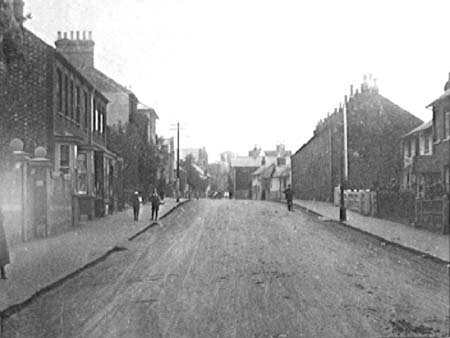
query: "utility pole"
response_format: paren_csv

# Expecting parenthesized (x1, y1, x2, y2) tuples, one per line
(340, 95, 349, 221)
(176, 122, 180, 202)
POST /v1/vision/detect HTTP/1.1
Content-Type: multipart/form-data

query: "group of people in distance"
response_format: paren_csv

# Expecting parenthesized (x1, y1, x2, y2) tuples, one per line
(130, 189, 162, 222)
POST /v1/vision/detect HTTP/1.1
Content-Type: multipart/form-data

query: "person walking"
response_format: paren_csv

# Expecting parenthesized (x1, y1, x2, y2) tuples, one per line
(130, 191, 141, 221)
(150, 189, 161, 221)
(283, 184, 294, 212)
(0, 207, 10, 279)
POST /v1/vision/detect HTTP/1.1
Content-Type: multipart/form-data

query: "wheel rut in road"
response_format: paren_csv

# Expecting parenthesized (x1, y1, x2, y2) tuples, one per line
(3, 200, 449, 338)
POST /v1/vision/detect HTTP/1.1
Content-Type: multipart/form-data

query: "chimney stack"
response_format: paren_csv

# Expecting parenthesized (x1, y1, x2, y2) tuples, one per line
(350, 84, 354, 97)
(55, 30, 95, 68)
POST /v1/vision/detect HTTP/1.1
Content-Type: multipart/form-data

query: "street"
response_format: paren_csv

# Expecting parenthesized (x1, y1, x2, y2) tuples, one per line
(3, 200, 449, 338)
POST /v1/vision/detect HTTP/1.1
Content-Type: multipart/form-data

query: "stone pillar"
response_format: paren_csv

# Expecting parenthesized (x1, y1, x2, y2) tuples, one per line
(29, 147, 52, 238)
(9, 138, 32, 242)
(11, 150, 31, 242)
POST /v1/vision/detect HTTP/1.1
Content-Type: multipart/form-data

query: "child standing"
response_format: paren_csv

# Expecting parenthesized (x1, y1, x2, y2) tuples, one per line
(150, 189, 161, 221)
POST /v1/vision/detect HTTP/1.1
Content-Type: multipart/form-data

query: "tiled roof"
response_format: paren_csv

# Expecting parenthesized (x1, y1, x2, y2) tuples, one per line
(403, 120, 432, 138)
(137, 103, 159, 120)
(272, 165, 290, 178)
(252, 165, 269, 176)
(76, 65, 134, 96)
(426, 89, 450, 108)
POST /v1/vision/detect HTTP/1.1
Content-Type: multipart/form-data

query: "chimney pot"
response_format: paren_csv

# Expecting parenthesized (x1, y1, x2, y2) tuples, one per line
(70, 31, 74, 39)
(76, 31, 80, 40)
(350, 84, 354, 97)
(63, 32, 67, 39)
(88, 31, 92, 40)
(82, 31, 86, 40)
(57, 31, 62, 40)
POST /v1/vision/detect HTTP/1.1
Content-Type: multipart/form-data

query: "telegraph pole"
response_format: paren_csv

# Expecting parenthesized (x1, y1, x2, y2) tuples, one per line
(340, 95, 349, 221)
(176, 122, 180, 202)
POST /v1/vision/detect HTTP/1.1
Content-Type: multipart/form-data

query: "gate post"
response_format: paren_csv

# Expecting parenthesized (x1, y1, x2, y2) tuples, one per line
(29, 147, 52, 238)
(10, 138, 32, 242)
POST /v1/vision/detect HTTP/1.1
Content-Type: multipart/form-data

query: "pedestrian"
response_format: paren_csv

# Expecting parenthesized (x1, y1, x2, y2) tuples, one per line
(150, 189, 161, 221)
(283, 184, 294, 211)
(130, 191, 141, 221)
(0, 207, 10, 279)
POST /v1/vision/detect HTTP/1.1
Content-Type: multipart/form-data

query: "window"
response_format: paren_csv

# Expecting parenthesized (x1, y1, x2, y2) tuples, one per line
(70, 80, 74, 119)
(445, 166, 450, 193)
(76, 152, 88, 194)
(57, 69, 63, 113)
(75, 86, 81, 124)
(64, 76, 69, 116)
(277, 157, 286, 166)
(95, 109, 99, 132)
(60, 144, 70, 174)
(406, 139, 412, 157)
(84, 91, 89, 130)
(424, 135, 430, 154)
(99, 110, 103, 134)
(445, 111, 450, 139)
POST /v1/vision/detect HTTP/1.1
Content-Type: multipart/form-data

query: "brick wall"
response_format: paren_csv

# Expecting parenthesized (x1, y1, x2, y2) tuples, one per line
(0, 29, 52, 164)
(291, 89, 422, 202)
(291, 126, 335, 201)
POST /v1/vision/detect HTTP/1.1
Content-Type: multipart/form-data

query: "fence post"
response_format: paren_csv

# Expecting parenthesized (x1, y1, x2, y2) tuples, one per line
(443, 194, 449, 234)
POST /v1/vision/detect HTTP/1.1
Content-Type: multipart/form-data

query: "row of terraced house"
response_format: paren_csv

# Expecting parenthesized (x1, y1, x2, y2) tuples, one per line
(0, 5, 173, 245)
(291, 75, 449, 233)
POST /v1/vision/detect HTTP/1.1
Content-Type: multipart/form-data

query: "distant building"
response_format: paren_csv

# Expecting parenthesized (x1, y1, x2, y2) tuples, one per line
(180, 147, 208, 170)
(137, 103, 159, 145)
(230, 156, 262, 199)
(230, 144, 291, 199)
(401, 121, 437, 196)
(291, 75, 423, 202)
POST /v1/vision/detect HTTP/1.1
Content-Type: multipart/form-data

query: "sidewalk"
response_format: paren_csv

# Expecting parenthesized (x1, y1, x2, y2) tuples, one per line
(293, 199, 449, 263)
(0, 198, 185, 314)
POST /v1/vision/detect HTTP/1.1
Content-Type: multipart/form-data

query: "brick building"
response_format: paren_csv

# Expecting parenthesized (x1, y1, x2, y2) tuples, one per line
(425, 74, 450, 195)
(291, 76, 423, 202)
(137, 103, 159, 145)
(0, 27, 121, 242)
(401, 121, 438, 196)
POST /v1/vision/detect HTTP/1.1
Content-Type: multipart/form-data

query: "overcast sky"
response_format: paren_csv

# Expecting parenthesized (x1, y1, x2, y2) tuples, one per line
(26, 0, 449, 161)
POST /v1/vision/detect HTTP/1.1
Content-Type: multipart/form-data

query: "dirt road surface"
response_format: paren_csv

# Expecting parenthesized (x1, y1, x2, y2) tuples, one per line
(3, 200, 449, 337)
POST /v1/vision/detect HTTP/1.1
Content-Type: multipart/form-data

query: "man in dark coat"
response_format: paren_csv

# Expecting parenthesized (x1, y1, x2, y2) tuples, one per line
(130, 191, 141, 221)
(283, 184, 294, 211)
(150, 189, 161, 221)
(0, 207, 10, 279)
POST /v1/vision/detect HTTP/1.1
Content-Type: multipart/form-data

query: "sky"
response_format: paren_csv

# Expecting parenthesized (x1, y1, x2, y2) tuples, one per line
(25, 0, 450, 161)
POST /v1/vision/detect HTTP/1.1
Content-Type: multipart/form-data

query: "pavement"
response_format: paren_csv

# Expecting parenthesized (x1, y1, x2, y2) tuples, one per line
(0, 198, 186, 314)
(293, 199, 450, 263)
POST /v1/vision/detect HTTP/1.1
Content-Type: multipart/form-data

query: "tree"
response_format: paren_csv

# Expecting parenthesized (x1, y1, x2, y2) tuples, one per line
(0, 0, 29, 68)
(107, 119, 160, 200)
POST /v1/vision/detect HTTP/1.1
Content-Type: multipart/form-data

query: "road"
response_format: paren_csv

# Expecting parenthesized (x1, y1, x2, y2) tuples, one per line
(3, 200, 449, 338)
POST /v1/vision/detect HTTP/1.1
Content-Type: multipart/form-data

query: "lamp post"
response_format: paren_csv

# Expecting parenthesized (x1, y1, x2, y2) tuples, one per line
(340, 95, 349, 221)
